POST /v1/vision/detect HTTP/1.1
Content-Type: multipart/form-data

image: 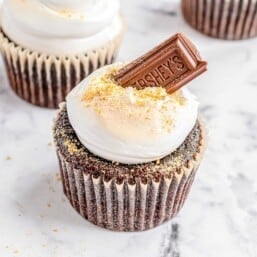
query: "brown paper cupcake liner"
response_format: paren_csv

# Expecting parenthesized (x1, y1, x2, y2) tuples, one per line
(0, 26, 124, 108)
(182, 0, 257, 40)
(55, 119, 206, 232)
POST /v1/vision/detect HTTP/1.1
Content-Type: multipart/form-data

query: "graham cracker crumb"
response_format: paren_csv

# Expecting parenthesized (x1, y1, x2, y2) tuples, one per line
(64, 140, 82, 154)
(49, 186, 56, 192)
(56, 173, 61, 181)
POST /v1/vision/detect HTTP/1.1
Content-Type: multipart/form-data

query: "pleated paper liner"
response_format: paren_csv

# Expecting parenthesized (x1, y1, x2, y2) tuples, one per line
(0, 25, 124, 108)
(182, 0, 257, 40)
(53, 108, 207, 232)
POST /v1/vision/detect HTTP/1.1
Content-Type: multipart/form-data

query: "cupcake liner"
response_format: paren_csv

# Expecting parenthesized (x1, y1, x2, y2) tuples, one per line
(0, 26, 124, 108)
(54, 121, 206, 232)
(182, 0, 257, 40)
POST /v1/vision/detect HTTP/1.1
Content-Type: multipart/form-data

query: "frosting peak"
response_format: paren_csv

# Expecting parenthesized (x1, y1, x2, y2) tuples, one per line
(1, 0, 122, 54)
(66, 64, 199, 164)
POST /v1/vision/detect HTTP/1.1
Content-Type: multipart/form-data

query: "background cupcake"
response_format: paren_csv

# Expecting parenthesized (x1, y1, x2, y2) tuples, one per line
(182, 0, 257, 40)
(53, 64, 206, 232)
(0, 0, 124, 108)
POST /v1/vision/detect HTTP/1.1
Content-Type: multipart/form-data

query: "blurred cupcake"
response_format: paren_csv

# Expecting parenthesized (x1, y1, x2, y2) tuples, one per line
(182, 0, 257, 40)
(53, 64, 206, 232)
(0, 0, 124, 108)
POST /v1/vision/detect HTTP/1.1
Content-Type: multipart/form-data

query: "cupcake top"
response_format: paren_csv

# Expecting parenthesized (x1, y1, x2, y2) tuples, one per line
(1, 0, 122, 55)
(66, 64, 199, 164)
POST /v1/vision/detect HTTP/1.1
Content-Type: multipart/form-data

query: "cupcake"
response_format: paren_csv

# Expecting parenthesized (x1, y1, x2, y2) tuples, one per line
(0, 0, 124, 108)
(53, 62, 207, 232)
(182, 0, 257, 40)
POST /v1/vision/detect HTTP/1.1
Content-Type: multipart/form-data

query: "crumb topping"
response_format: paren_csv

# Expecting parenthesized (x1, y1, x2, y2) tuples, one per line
(58, 9, 86, 19)
(80, 67, 187, 133)
(53, 105, 202, 181)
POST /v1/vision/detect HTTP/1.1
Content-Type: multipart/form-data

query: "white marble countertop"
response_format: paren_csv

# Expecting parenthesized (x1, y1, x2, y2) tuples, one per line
(1, 0, 257, 256)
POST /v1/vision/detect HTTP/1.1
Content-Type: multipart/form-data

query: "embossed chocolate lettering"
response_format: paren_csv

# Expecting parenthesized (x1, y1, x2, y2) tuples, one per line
(172, 56, 184, 70)
(157, 65, 170, 80)
(145, 74, 155, 86)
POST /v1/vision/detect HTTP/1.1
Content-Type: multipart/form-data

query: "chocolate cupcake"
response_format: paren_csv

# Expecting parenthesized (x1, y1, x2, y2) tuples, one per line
(53, 61, 207, 231)
(182, 0, 257, 40)
(0, 0, 124, 108)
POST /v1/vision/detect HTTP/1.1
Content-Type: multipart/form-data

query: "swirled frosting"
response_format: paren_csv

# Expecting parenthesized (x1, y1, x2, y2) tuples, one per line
(66, 64, 199, 164)
(1, 0, 122, 55)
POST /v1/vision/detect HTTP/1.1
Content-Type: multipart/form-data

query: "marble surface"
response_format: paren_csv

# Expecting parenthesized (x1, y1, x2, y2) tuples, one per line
(1, 0, 257, 256)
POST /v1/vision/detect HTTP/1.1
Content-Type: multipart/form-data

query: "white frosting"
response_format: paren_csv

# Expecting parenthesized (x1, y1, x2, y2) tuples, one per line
(1, 0, 122, 55)
(66, 64, 199, 164)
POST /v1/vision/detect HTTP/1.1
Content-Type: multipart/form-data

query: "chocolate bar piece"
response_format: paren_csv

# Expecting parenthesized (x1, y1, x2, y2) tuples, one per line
(113, 33, 207, 94)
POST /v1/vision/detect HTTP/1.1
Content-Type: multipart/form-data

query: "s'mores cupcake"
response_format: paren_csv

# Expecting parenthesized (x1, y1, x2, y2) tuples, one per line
(53, 34, 207, 232)
(182, 0, 257, 40)
(0, 0, 124, 108)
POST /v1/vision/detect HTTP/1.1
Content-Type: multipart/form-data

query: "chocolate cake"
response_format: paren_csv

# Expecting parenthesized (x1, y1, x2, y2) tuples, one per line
(53, 104, 206, 231)
(0, 0, 124, 108)
(182, 0, 257, 40)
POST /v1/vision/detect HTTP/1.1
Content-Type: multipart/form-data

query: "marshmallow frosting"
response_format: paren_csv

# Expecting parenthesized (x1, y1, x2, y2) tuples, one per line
(66, 64, 199, 164)
(1, 0, 122, 55)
